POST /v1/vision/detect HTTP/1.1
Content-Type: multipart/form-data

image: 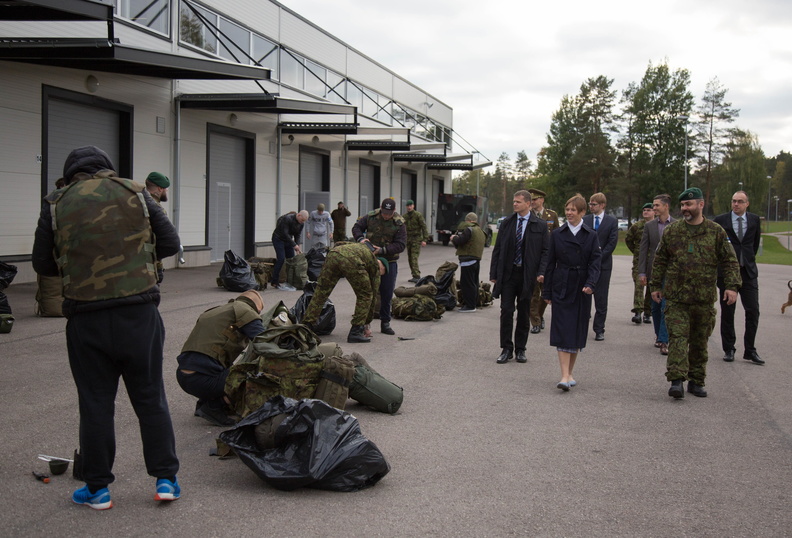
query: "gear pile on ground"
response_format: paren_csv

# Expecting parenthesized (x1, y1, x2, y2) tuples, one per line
(455, 279, 494, 308)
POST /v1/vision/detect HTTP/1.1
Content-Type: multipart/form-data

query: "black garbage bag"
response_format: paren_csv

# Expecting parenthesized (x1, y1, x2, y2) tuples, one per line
(219, 250, 258, 292)
(0, 261, 17, 290)
(219, 396, 390, 492)
(290, 281, 336, 335)
(0, 292, 11, 315)
(305, 246, 327, 281)
(417, 268, 457, 311)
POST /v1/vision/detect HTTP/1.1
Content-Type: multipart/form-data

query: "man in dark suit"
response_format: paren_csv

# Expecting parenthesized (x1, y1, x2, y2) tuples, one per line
(582, 192, 618, 341)
(714, 190, 763, 364)
(638, 194, 675, 355)
(489, 190, 549, 364)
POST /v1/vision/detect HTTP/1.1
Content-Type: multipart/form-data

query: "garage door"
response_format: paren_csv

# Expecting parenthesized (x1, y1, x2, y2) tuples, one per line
(208, 132, 247, 262)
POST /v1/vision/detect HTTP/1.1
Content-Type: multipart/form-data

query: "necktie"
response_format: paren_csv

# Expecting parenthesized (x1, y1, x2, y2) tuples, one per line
(737, 216, 744, 240)
(514, 217, 525, 266)
(594, 215, 600, 230)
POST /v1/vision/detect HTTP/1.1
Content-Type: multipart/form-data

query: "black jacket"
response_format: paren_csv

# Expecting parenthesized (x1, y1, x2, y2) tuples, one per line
(489, 211, 549, 299)
(714, 211, 761, 280)
(272, 213, 304, 248)
(582, 213, 618, 271)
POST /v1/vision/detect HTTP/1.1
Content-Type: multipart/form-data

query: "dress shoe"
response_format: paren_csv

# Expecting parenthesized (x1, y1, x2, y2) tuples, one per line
(722, 350, 735, 362)
(380, 321, 395, 335)
(743, 351, 765, 365)
(659, 343, 669, 355)
(557, 381, 570, 392)
(540, 318, 545, 330)
(654, 340, 662, 348)
(530, 325, 541, 334)
(515, 350, 527, 363)
(496, 349, 513, 364)
(631, 313, 642, 324)
(643, 313, 652, 324)
(594, 332, 605, 341)
(687, 381, 708, 398)
(668, 379, 684, 399)
(347, 325, 371, 343)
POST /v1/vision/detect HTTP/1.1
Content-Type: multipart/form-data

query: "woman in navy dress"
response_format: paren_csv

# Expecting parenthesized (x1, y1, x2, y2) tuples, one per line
(542, 194, 602, 391)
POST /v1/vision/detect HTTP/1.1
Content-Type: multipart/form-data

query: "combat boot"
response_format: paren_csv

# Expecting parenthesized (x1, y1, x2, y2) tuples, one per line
(687, 381, 708, 398)
(347, 325, 371, 343)
(668, 379, 684, 399)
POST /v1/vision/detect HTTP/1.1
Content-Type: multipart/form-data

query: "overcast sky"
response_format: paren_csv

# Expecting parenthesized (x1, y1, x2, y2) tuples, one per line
(280, 0, 791, 170)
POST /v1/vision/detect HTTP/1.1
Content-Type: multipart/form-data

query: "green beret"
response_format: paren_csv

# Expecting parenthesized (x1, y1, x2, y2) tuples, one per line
(642, 203, 653, 210)
(376, 256, 390, 274)
(678, 187, 703, 202)
(146, 171, 170, 188)
(406, 200, 415, 206)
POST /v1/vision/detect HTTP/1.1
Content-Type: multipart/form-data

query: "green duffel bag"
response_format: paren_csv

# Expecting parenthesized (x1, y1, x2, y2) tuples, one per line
(35, 275, 64, 317)
(348, 364, 403, 414)
(0, 314, 13, 334)
(391, 295, 442, 321)
(285, 253, 308, 290)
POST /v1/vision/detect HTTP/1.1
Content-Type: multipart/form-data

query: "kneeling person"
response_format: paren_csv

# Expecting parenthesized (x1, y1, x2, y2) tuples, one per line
(176, 290, 265, 425)
(302, 242, 387, 343)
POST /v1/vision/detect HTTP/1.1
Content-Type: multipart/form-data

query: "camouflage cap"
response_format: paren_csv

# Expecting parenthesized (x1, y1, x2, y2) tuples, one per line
(376, 256, 390, 274)
(146, 171, 170, 188)
(642, 202, 653, 210)
(678, 187, 703, 202)
(528, 188, 546, 199)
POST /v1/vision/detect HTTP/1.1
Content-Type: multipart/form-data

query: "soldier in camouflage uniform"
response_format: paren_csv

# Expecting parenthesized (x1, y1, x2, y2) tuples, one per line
(650, 188, 740, 400)
(176, 290, 265, 426)
(403, 200, 429, 282)
(352, 198, 407, 335)
(302, 242, 387, 343)
(32, 145, 182, 508)
(145, 171, 171, 283)
(625, 203, 654, 324)
(331, 201, 352, 242)
(529, 189, 559, 333)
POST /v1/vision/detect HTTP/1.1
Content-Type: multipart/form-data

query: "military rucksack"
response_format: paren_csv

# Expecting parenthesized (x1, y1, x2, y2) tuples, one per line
(391, 295, 443, 321)
(247, 257, 276, 290)
(455, 280, 493, 307)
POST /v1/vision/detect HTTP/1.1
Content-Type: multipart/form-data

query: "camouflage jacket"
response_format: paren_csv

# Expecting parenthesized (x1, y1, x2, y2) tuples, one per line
(649, 219, 740, 304)
(404, 210, 429, 242)
(625, 220, 646, 256)
(351, 209, 407, 261)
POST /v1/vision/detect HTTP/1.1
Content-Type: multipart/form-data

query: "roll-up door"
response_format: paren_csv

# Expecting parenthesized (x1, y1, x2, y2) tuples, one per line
(208, 131, 247, 262)
(299, 148, 330, 244)
(46, 98, 123, 192)
(359, 161, 380, 216)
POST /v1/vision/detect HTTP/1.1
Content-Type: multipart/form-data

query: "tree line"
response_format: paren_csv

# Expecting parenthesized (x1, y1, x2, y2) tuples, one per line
(452, 60, 792, 222)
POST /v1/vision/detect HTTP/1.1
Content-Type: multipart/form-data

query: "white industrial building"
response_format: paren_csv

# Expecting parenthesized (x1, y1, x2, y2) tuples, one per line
(0, 0, 489, 283)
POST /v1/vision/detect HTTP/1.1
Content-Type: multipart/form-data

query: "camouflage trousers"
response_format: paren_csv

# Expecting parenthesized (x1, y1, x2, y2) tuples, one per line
(664, 300, 716, 385)
(303, 251, 375, 326)
(530, 282, 548, 327)
(332, 230, 346, 242)
(631, 269, 651, 314)
(407, 240, 422, 278)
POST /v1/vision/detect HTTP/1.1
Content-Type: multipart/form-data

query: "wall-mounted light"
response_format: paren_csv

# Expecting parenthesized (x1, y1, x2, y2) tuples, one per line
(312, 135, 320, 145)
(229, 113, 238, 126)
(282, 134, 295, 146)
(85, 75, 99, 93)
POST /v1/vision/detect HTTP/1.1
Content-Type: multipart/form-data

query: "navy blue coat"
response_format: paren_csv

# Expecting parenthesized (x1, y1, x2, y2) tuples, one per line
(542, 223, 602, 350)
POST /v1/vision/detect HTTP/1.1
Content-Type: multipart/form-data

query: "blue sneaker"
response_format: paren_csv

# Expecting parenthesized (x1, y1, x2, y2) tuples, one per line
(72, 485, 113, 510)
(154, 477, 180, 501)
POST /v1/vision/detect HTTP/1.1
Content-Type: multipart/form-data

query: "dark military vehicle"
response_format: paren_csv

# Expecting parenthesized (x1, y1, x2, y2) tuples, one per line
(435, 193, 492, 247)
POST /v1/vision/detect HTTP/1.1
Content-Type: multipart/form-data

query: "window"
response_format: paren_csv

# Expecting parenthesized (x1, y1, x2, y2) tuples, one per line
(115, 0, 170, 35)
(253, 35, 278, 77)
(180, 1, 217, 53)
(279, 49, 304, 88)
(218, 18, 250, 62)
(326, 71, 345, 103)
(304, 60, 327, 98)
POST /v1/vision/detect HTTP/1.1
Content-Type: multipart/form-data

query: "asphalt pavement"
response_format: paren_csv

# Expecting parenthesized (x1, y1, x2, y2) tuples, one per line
(2, 243, 791, 537)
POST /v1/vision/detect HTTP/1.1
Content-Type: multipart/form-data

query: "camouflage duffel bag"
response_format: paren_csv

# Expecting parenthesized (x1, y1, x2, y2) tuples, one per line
(248, 257, 276, 290)
(225, 323, 324, 418)
(391, 295, 443, 321)
(313, 354, 355, 411)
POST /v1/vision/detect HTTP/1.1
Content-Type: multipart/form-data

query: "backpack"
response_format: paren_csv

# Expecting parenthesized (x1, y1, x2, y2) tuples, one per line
(285, 253, 308, 290)
(391, 295, 443, 321)
(248, 257, 276, 290)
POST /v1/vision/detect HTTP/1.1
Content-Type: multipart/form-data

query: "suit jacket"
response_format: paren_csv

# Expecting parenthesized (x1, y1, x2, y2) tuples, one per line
(489, 211, 549, 299)
(714, 211, 761, 280)
(638, 216, 675, 279)
(582, 213, 618, 271)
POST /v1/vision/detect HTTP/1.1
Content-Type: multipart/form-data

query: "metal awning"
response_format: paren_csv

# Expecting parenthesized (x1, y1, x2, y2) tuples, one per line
(179, 94, 356, 115)
(0, 38, 271, 80)
(346, 140, 412, 151)
(426, 160, 492, 171)
(0, 0, 113, 22)
(281, 122, 358, 134)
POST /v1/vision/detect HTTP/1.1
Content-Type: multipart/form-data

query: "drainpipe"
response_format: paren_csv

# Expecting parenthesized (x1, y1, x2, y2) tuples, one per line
(276, 121, 282, 217)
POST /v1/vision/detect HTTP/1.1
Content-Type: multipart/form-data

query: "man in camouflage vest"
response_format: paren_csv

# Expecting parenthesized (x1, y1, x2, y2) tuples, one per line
(625, 203, 654, 325)
(528, 188, 559, 333)
(352, 198, 407, 335)
(403, 200, 429, 283)
(451, 212, 486, 312)
(32, 145, 182, 509)
(145, 171, 171, 283)
(650, 187, 740, 400)
(176, 290, 265, 425)
(302, 242, 387, 343)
